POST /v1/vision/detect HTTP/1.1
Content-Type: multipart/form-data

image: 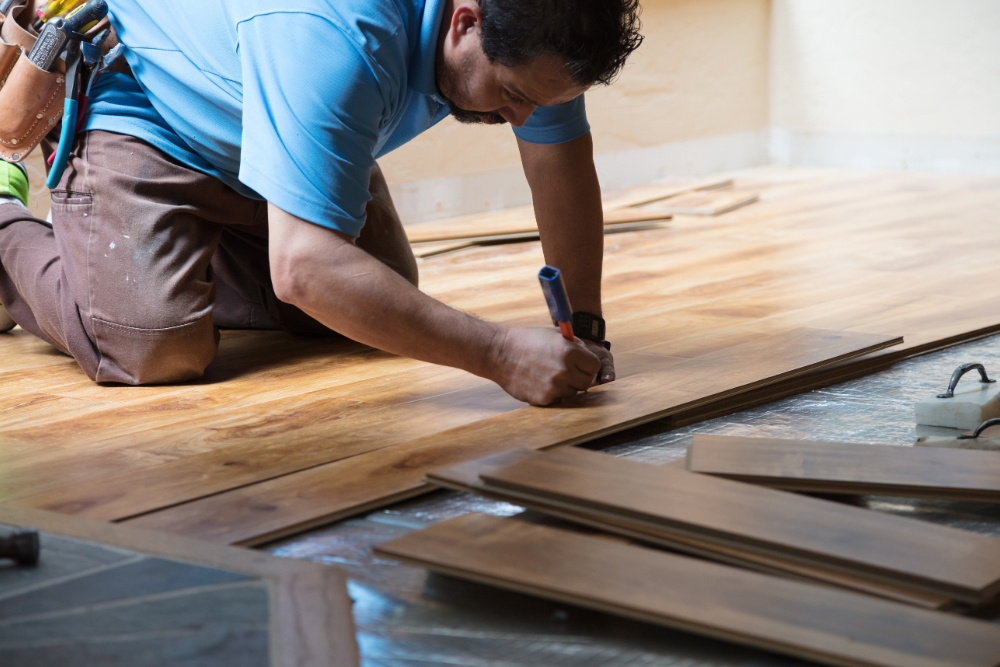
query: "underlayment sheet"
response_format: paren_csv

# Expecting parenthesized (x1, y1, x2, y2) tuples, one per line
(268, 333, 1000, 667)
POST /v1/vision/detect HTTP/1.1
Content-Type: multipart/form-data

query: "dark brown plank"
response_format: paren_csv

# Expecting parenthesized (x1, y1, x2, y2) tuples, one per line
(478, 447, 1000, 604)
(686, 435, 1000, 500)
(427, 450, 951, 609)
(374, 514, 1000, 667)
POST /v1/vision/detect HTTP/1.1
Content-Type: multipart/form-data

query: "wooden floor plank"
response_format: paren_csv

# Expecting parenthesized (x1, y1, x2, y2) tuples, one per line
(374, 514, 1000, 667)
(475, 447, 1000, 604)
(427, 449, 952, 610)
(118, 328, 899, 544)
(404, 176, 733, 244)
(686, 435, 1000, 501)
(641, 189, 759, 216)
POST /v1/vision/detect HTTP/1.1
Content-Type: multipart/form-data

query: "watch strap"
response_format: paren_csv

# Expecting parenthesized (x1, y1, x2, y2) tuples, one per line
(572, 311, 606, 344)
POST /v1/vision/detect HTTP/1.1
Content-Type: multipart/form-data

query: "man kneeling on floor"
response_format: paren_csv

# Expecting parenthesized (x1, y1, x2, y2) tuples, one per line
(0, 0, 641, 406)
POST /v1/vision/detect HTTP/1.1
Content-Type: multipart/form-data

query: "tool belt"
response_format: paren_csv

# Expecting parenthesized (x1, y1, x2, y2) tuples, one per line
(0, 1, 120, 164)
(0, 3, 65, 162)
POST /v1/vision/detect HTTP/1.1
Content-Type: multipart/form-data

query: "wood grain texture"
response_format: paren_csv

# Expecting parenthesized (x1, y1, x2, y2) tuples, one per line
(642, 189, 759, 216)
(3, 169, 1000, 545)
(116, 329, 897, 545)
(687, 435, 1000, 500)
(426, 449, 951, 609)
(477, 447, 1000, 604)
(374, 514, 1000, 667)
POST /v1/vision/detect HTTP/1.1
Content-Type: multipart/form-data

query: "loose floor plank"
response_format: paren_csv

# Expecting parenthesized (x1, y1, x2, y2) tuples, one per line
(404, 176, 733, 244)
(410, 218, 667, 250)
(427, 449, 951, 609)
(686, 435, 1000, 501)
(374, 514, 1000, 667)
(405, 205, 670, 243)
(476, 447, 1000, 604)
(642, 189, 759, 216)
(600, 177, 734, 210)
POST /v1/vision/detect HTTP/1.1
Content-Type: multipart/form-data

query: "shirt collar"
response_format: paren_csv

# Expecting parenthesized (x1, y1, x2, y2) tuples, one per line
(409, 0, 448, 99)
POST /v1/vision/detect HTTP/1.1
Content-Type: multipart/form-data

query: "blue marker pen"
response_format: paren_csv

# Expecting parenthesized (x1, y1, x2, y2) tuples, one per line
(538, 265, 574, 340)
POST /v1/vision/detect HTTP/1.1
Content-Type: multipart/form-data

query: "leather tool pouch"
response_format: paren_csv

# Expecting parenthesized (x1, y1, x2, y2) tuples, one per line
(0, 4, 65, 162)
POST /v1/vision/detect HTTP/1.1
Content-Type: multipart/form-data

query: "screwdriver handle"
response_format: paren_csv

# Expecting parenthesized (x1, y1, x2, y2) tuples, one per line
(63, 0, 105, 34)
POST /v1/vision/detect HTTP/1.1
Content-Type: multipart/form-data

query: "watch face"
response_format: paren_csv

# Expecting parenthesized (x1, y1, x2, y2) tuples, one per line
(572, 312, 606, 343)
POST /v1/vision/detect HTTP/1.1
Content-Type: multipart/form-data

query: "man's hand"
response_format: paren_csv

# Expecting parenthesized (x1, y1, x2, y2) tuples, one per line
(490, 327, 602, 406)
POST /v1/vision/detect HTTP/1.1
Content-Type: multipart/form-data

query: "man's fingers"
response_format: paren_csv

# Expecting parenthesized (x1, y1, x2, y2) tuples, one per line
(571, 343, 601, 374)
(579, 339, 614, 385)
(598, 353, 615, 383)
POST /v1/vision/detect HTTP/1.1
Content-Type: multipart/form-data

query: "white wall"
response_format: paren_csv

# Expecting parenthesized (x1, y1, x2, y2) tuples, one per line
(769, 0, 1000, 172)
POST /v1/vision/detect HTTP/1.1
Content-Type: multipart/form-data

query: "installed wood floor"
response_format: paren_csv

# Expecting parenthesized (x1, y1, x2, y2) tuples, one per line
(2, 167, 1000, 545)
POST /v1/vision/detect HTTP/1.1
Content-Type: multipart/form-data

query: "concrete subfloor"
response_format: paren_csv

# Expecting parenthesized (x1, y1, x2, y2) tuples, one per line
(268, 334, 1000, 667)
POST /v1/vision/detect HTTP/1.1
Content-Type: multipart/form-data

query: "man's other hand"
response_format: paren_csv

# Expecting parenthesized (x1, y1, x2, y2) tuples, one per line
(490, 327, 603, 406)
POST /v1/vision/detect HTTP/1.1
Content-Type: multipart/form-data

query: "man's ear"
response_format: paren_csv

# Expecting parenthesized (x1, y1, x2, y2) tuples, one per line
(448, 1, 483, 44)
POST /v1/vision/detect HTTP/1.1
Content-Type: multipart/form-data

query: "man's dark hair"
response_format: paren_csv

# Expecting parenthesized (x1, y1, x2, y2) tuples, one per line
(478, 0, 643, 86)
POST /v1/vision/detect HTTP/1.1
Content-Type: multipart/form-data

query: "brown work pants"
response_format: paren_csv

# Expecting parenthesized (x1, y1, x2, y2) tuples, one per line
(0, 130, 416, 384)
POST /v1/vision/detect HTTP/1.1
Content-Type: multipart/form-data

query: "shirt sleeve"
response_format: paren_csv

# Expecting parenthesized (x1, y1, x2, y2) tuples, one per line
(511, 94, 590, 145)
(237, 12, 385, 237)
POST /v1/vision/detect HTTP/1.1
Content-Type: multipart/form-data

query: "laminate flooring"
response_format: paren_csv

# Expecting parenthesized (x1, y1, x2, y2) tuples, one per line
(2, 168, 1000, 545)
(450, 446, 1000, 604)
(374, 513, 1000, 667)
(686, 435, 1000, 501)
(427, 448, 953, 609)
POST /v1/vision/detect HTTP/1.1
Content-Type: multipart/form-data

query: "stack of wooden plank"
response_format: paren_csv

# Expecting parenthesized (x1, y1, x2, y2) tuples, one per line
(685, 435, 1000, 501)
(406, 176, 753, 257)
(380, 446, 1000, 666)
(421, 446, 1000, 609)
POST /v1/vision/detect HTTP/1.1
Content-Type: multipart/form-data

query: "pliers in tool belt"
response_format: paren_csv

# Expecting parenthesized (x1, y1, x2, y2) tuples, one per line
(26, 0, 110, 187)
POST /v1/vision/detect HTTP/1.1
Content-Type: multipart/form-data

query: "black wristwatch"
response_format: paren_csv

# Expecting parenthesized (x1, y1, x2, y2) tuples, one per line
(572, 312, 611, 350)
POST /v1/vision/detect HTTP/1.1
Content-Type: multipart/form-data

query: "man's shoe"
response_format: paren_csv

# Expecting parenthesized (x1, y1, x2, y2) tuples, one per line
(0, 303, 14, 332)
(0, 160, 29, 208)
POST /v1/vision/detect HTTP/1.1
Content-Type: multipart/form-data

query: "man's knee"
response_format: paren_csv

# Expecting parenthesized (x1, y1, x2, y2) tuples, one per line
(91, 316, 219, 385)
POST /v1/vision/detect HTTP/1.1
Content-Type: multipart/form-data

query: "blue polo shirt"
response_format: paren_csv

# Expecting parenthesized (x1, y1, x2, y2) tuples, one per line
(85, 0, 590, 237)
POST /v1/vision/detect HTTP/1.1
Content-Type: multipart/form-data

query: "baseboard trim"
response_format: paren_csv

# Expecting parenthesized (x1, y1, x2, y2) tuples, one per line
(770, 129, 1000, 174)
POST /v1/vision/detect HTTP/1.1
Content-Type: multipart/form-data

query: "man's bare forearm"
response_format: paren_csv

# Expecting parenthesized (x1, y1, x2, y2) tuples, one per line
(267, 203, 503, 380)
(267, 203, 602, 405)
(518, 132, 604, 316)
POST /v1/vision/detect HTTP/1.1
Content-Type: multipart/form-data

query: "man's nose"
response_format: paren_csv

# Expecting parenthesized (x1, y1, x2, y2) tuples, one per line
(500, 103, 537, 127)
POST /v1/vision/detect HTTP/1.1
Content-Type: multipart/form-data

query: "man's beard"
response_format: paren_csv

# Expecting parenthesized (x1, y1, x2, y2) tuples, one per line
(437, 58, 508, 125)
(447, 101, 507, 126)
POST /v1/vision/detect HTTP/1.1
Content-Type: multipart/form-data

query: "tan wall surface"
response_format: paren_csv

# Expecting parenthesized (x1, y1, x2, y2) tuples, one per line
(379, 0, 771, 186)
